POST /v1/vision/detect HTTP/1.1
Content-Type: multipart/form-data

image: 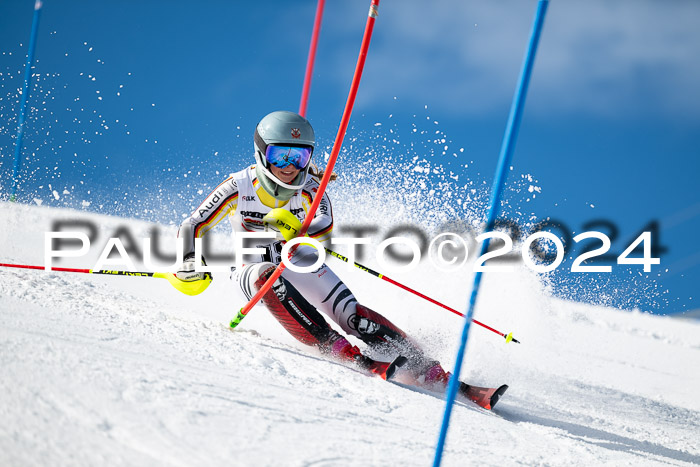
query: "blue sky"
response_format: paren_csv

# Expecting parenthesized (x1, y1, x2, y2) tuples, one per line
(1, 0, 698, 314)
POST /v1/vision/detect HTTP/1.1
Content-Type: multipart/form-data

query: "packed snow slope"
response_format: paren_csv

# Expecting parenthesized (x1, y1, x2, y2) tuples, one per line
(1, 201, 699, 466)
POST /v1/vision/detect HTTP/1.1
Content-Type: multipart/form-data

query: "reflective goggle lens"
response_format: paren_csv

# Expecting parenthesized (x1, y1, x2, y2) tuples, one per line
(265, 145, 312, 170)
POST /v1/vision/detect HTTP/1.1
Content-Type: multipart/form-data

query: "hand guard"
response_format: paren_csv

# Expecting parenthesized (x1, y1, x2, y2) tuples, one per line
(262, 208, 302, 242)
(176, 253, 210, 282)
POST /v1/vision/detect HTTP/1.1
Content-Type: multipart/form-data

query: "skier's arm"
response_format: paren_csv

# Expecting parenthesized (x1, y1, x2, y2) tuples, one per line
(178, 177, 239, 259)
(301, 186, 333, 245)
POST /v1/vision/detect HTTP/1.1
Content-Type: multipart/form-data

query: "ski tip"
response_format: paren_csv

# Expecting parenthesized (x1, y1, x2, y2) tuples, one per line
(489, 384, 509, 409)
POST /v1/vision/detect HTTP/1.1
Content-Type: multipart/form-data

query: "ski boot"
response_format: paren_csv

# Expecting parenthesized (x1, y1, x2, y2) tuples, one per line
(329, 336, 407, 380)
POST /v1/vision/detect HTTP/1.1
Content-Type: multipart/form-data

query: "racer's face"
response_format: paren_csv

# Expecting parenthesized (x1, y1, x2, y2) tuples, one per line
(270, 164, 300, 184)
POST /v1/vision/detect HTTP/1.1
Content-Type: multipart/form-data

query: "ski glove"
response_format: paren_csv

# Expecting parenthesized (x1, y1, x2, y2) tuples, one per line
(262, 208, 302, 242)
(176, 253, 209, 282)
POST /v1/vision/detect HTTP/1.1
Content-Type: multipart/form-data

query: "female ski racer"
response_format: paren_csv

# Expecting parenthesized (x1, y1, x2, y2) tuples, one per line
(176, 110, 455, 386)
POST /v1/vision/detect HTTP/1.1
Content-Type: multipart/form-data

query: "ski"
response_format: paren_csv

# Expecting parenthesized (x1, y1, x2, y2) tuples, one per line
(458, 383, 508, 410)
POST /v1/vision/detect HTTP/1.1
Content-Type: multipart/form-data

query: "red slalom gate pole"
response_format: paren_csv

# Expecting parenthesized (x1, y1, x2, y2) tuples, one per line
(299, 0, 325, 117)
(231, 0, 381, 329)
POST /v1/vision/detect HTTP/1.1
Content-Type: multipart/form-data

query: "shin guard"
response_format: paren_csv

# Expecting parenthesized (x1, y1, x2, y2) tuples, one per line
(350, 303, 438, 376)
(254, 267, 336, 347)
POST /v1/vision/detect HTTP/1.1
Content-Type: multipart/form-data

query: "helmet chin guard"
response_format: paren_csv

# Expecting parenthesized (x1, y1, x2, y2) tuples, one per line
(254, 150, 308, 201)
(253, 111, 315, 201)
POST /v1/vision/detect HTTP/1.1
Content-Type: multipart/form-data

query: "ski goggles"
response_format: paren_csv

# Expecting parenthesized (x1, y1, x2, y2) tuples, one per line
(265, 145, 312, 170)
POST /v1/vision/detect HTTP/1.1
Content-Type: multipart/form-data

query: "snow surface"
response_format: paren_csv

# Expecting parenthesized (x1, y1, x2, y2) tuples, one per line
(1, 201, 699, 466)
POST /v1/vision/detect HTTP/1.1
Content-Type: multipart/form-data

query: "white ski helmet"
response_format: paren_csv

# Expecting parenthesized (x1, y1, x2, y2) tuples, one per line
(254, 110, 315, 201)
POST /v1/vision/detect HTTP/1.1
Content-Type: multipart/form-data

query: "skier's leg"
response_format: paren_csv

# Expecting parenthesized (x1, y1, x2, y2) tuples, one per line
(349, 302, 453, 388)
(349, 303, 450, 384)
(282, 246, 441, 380)
(279, 248, 479, 392)
(238, 262, 332, 345)
(236, 262, 371, 365)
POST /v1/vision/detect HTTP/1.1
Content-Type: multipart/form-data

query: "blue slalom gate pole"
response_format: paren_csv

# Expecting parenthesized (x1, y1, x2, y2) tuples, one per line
(10, 0, 43, 202)
(432, 1, 549, 465)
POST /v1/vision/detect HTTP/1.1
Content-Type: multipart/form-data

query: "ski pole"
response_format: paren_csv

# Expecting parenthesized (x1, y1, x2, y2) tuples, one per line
(299, 0, 325, 117)
(324, 248, 519, 343)
(0, 262, 212, 296)
(232, 0, 382, 330)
